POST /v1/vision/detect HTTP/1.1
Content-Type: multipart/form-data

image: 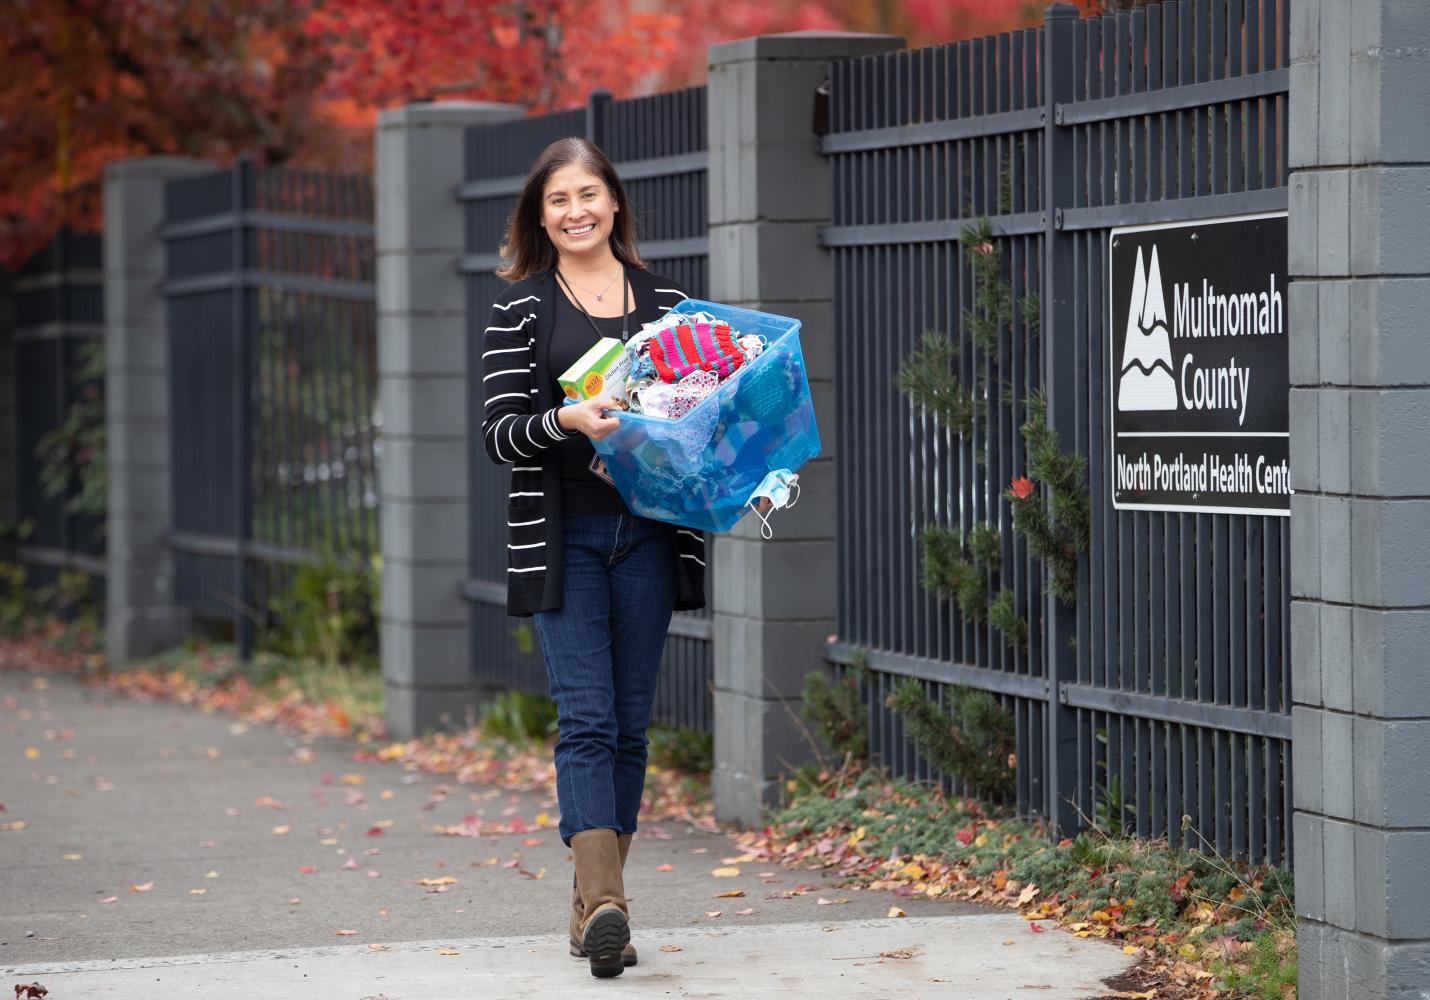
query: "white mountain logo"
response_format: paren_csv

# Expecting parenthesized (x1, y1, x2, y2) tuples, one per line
(1117, 244, 1178, 411)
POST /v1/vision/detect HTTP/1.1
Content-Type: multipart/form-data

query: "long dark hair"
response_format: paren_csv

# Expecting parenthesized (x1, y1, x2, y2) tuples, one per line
(496, 138, 644, 282)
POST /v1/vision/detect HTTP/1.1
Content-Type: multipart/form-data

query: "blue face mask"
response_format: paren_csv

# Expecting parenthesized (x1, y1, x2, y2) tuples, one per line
(745, 468, 801, 539)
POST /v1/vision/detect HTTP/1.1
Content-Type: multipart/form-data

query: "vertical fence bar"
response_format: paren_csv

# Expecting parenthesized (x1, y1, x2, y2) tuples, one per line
(1043, 3, 1079, 835)
(232, 158, 254, 658)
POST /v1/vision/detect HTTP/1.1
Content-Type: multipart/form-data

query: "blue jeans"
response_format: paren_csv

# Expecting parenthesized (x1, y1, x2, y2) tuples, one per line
(535, 514, 678, 846)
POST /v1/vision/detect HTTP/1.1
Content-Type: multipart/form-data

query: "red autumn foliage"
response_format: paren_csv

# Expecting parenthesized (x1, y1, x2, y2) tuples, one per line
(1010, 476, 1036, 501)
(1, 0, 1061, 269)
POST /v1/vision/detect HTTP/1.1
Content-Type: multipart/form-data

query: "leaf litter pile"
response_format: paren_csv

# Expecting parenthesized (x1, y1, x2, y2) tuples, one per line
(1, 634, 713, 828)
(733, 771, 1296, 1000)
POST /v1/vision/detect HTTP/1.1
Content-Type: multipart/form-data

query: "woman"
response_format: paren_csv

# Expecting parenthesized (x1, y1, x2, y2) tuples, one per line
(480, 137, 706, 979)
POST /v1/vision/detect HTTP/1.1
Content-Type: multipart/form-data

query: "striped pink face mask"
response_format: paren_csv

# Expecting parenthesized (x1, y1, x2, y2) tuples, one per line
(649, 320, 746, 383)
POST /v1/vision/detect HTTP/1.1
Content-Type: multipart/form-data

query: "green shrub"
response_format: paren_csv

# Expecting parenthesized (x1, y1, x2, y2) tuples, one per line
(0, 560, 32, 637)
(478, 689, 558, 744)
(801, 652, 869, 765)
(648, 724, 713, 775)
(260, 552, 380, 669)
(885, 678, 1015, 802)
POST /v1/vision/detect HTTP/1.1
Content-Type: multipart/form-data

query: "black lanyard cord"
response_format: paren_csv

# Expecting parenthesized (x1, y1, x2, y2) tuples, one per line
(555, 264, 630, 343)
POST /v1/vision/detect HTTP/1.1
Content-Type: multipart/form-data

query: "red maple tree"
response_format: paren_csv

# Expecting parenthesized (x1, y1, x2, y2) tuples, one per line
(1, 0, 1058, 268)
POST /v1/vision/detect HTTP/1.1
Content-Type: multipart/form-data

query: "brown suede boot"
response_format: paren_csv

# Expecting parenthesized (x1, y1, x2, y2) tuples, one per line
(570, 829, 630, 978)
(570, 833, 637, 966)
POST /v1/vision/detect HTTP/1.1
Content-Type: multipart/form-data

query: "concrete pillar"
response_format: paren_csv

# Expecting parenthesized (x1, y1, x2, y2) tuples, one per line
(376, 101, 523, 738)
(0, 268, 15, 557)
(1289, 4, 1430, 996)
(103, 158, 211, 664)
(707, 32, 902, 826)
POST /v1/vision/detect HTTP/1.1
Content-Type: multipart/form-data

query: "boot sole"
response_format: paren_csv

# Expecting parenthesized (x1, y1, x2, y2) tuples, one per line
(570, 942, 637, 967)
(583, 908, 630, 978)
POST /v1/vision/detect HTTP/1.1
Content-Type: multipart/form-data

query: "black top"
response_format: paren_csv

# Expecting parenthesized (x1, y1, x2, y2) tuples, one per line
(550, 291, 631, 515)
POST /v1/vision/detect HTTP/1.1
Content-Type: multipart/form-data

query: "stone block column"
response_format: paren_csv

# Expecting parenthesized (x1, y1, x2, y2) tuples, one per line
(1289, 3, 1430, 996)
(707, 32, 902, 826)
(376, 101, 523, 738)
(104, 158, 212, 664)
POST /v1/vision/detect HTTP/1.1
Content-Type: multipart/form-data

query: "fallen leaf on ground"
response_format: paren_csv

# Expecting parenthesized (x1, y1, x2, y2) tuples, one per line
(299, 866, 318, 874)
(438, 949, 460, 956)
(704, 911, 722, 918)
(657, 864, 674, 872)
(131, 882, 153, 892)
(880, 948, 919, 960)
(289, 897, 302, 904)
(189, 888, 206, 895)
(272, 826, 292, 835)
(816, 898, 850, 906)
(888, 906, 906, 918)
(62, 853, 82, 861)
(659, 944, 683, 953)
(1028, 922, 1045, 933)
(368, 943, 388, 951)
(419, 877, 457, 886)
(735, 907, 754, 915)
(711, 866, 740, 877)
(99, 896, 118, 904)
(714, 890, 745, 898)
(336, 929, 358, 936)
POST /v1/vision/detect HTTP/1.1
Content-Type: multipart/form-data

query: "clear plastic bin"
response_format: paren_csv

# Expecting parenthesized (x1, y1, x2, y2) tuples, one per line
(590, 300, 821, 533)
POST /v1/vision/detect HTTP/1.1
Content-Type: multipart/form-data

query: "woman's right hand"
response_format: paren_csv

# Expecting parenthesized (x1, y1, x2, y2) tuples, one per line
(557, 397, 622, 441)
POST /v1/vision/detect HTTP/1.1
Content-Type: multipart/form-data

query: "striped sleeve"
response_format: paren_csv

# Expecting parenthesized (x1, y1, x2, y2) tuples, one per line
(481, 294, 573, 466)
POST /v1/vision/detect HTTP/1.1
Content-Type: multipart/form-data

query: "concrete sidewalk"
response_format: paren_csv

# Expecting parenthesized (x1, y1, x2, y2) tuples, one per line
(0, 667, 1135, 997)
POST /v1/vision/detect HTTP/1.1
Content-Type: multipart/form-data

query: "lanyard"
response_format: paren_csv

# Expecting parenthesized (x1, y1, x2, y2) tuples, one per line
(556, 264, 630, 343)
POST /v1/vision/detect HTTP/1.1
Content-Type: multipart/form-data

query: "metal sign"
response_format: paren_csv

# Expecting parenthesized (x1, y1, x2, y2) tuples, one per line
(1109, 212, 1289, 515)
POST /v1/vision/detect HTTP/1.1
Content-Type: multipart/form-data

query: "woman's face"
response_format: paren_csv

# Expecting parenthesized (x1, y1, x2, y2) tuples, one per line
(541, 163, 618, 261)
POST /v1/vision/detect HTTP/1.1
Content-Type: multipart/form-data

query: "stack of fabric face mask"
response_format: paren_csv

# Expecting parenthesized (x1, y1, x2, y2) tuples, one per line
(620, 312, 766, 419)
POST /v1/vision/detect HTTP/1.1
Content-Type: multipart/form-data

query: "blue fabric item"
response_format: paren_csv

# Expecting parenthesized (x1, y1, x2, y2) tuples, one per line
(591, 300, 822, 533)
(534, 514, 678, 846)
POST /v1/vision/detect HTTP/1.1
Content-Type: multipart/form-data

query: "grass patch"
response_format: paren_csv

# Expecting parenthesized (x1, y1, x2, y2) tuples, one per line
(751, 770, 1296, 997)
(1210, 929, 1298, 999)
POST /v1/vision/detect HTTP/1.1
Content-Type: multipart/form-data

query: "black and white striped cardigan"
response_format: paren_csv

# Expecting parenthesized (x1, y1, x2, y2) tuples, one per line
(481, 265, 707, 617)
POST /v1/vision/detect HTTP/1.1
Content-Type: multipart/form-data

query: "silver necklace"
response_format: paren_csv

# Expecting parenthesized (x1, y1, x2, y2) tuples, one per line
(562, 266, 622, 302)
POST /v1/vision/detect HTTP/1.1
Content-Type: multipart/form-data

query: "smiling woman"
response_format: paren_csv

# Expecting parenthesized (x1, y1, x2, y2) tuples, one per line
(480, 138, 705, 979)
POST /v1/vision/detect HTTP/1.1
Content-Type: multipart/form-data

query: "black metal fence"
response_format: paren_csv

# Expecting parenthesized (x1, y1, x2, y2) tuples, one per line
(458, 88, 714, 732)
(162, 158, 380, 651)
(824, 0, 1291, 866)
(7, 230, 107, 586)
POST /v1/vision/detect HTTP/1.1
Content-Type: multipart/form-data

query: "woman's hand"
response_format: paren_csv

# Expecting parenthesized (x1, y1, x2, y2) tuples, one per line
(557, 397, 622, 441)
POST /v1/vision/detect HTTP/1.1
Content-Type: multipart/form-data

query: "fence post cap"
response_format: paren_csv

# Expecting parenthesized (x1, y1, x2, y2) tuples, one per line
(376, 101, 526, 131)
(103, 157, 215, 182)
(708, 31, 904, 68)
(1045, 2, 1080, 18)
